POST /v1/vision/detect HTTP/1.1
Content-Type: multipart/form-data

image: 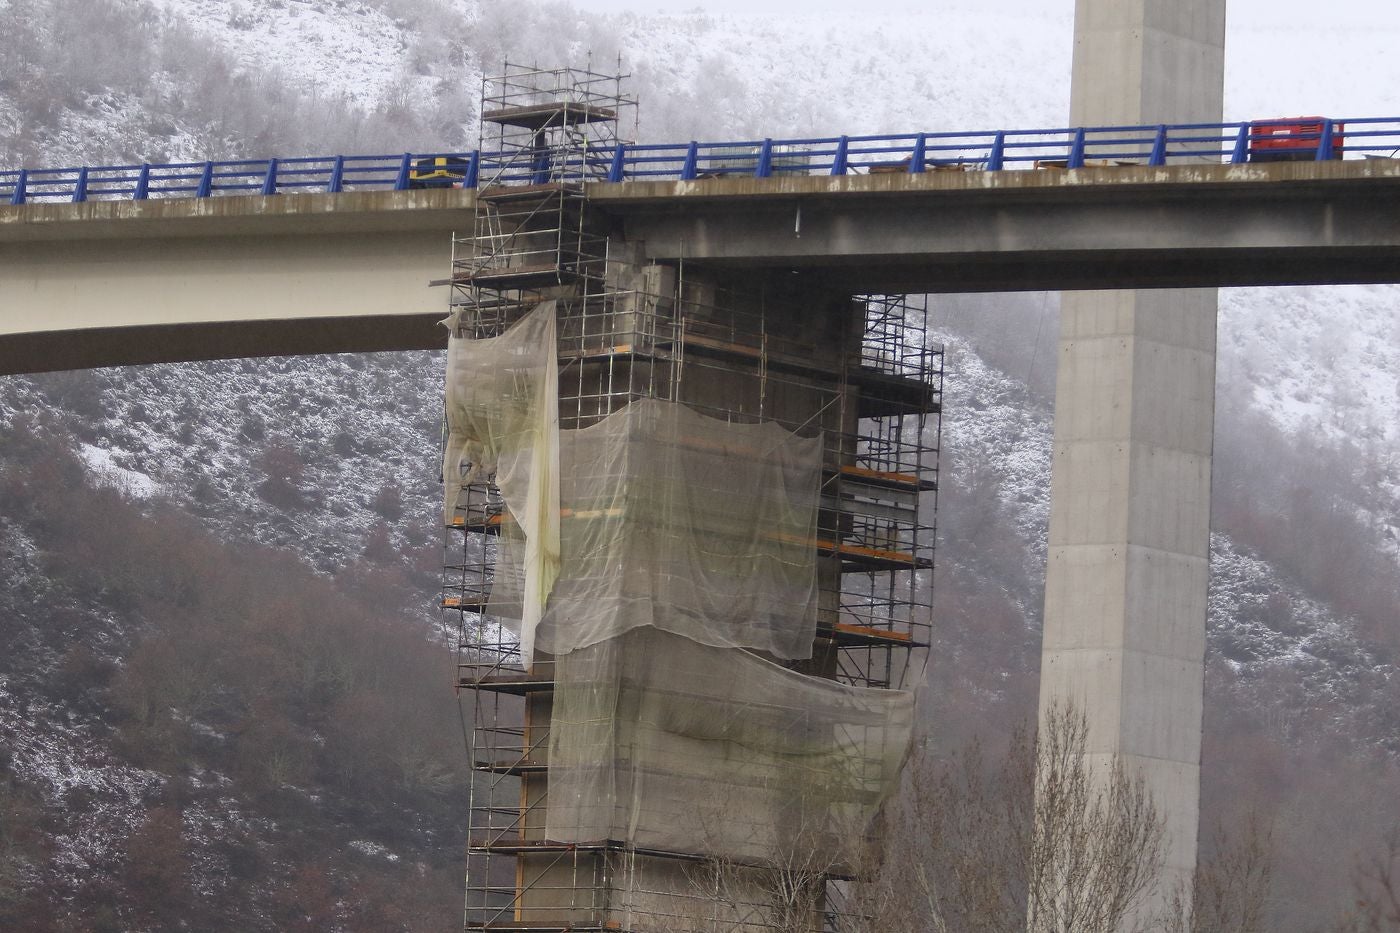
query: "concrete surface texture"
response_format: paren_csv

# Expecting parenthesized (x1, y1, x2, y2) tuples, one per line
(0, 189, 475, 373)
(601, 161, 1400, 293)
(1041, 0, 1226, 917)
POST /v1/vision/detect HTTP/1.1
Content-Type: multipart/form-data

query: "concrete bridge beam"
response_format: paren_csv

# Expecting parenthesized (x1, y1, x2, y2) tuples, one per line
(0, 189, 475, 373)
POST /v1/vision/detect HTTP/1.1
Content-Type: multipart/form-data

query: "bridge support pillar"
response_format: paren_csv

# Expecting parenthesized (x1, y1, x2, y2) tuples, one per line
(1039, 0, 1225, 920)
(1039, 287, 1215, 899)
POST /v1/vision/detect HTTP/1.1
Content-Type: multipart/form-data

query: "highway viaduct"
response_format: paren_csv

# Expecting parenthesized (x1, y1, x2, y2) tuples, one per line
(4, 153, 1400, 912)
(4, 157, 1400, 374)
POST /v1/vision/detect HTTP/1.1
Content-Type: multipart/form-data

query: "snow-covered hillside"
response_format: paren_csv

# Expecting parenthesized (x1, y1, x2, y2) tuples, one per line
(4, 0, 1400, 927)
(152, 0, 416, 108)
(106, 0, 1400, 538)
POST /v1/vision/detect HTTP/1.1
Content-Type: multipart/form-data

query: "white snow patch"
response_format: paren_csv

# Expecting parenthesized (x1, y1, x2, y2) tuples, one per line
(348, 839, 401, 862)
(78, 443, 162, 499)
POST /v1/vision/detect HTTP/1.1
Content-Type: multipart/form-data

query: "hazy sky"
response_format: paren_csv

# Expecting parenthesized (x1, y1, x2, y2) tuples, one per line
(567, 0, 1400, 26)
(570, 0, 962, 14)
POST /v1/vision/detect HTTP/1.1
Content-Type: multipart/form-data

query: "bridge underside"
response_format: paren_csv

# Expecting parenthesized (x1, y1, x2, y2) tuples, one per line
(649, 248, 1400, 294)
(597, 160, 1400, 292)
(0, 314, 445, 375)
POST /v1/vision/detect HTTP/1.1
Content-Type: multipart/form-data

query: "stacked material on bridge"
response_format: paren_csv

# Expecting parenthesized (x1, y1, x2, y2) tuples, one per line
(547, 626, 914, 868)
(442, 301, 560, 665)
(488, 397, 823, 661)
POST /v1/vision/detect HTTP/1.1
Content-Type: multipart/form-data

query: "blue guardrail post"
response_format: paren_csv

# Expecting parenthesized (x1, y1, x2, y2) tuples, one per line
(8, 170, 26, 205)
(133, 164, 150, 200)
(1151, 126, 1170, 166)
(196, 162, 214, 197)
(831, 136, 849, 176)
(1316, 120, 1335, 160)
(1230, 124, 1250, 164)
(1067, 128, 1086, 169)
(908, 134, 926, 174)
(987, 132, 1005, 171)
(756, 139, 773, 178)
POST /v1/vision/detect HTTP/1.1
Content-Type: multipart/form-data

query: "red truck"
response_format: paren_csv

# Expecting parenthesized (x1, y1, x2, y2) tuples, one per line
(1249, 117, 1345, 162)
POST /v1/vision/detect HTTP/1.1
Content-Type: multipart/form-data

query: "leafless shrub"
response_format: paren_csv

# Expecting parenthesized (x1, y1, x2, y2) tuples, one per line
(1161, 811, 1275, 933)
(1028, 705, 1165, 933)
(1331, 827, 1400, 932)
(858, 703, 1176, 933)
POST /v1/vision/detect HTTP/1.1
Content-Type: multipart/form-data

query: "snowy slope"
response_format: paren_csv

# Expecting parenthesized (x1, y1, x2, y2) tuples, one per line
(4, 1, 1400, 923)
(1, 352, 446, 574)
(6, 0, 1395, 688)
(150, 0, 415, 108)
(4, 0, 1396, 702)
(121, 0, 1400, 502)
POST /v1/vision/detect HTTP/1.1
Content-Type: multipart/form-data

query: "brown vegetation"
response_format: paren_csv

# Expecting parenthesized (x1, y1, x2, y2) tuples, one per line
(0, 418, 466, 930)
(846, 704, 1280, 933)
(1331, 827, 1400, 932)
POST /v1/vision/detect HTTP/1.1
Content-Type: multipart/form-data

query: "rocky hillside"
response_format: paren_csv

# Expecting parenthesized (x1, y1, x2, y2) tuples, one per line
(3, 0, 1400, 929)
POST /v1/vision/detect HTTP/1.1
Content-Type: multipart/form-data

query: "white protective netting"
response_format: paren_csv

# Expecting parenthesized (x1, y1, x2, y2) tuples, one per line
(443, 301, 560, 665)
(447, 300, 916, 878)
(546, 627, 915, 868)
(486, 396, 823, 664)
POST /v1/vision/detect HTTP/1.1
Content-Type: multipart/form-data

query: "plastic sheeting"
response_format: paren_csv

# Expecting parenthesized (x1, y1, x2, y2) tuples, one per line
(490, 398, 821, 662)
(444, 300, 913, 879)
(546, 628, 915, 868)
(445, 303, 818, 666)
(443, 301, 560, 666)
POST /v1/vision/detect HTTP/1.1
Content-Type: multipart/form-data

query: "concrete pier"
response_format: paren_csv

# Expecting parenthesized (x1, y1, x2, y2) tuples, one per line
(1039, 0, 1226, 912)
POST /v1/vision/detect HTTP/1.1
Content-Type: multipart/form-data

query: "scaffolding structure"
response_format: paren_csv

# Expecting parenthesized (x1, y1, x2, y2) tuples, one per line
(442, 64, 942, 933)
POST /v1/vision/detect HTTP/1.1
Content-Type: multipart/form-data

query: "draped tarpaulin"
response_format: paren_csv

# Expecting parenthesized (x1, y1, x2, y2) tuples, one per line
(546, 628, 915, 868)
(443, 302, 914, 874)
(442, 301, 560, 667)
(490, 397, 822, 661)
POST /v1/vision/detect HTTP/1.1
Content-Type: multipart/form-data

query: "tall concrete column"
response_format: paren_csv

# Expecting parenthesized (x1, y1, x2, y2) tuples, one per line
(1038, 0, 1226, 910)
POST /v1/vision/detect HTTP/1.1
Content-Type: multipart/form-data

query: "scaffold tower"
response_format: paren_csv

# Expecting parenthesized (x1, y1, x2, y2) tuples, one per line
(441, 63, 942, 933)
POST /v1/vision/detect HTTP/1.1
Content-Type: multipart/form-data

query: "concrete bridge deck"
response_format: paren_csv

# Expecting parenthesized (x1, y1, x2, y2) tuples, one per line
(2, 158, 1399, 374)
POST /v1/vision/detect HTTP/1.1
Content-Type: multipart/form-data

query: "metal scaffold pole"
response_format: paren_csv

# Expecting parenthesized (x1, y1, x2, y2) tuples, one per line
(442, 63, 942, 933)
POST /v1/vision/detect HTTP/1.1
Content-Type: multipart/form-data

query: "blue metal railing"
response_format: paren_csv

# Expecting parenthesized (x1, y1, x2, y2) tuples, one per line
(4, 117, 1399, 205)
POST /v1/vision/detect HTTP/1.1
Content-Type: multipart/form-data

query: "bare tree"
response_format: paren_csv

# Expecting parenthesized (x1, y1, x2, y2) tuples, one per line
(1027, 704, 1166, 933)
(1331, 827, 1400, 932)
(1160, 812, 1274, 933)
(679, 845, 832, 933)
(855, 702, 1166, 933)
(860, 731, 1032, 933)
